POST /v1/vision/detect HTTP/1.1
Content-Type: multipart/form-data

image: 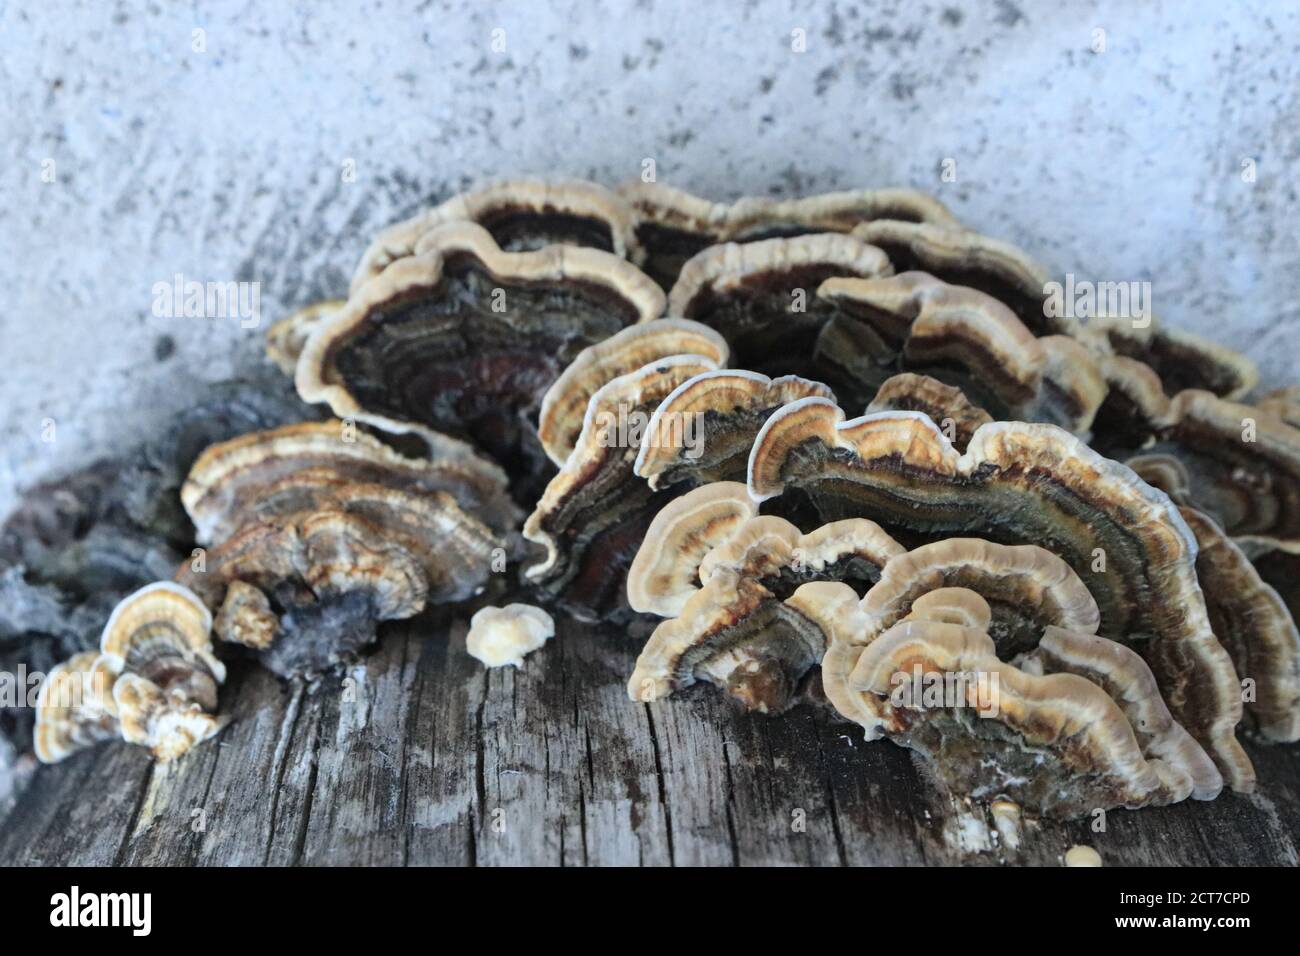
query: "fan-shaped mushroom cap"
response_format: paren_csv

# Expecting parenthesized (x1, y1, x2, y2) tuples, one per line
(697, 515, 903, 590)
(265, 300, 345, 376)
(627, 574, 828, 713)
(1141, 326, 1258, 401)
(749, 399, 1252, 789)
(99, 582, 225, 690)
(1137, 390, 1300, 554)
(634, 369, 834, 490)
(842, 616, 1192, 817)
(1022, 627, 1223, 800)
(1089, 354, 1174, 457)
(851, 220, 1058, 336)
(94, 582, 226, 762)
(626, 481, 757, 617)
(807, 539, 1100, 735)
(866, 373, 993, 452)
(351, 178, 642, 294)
(181, 420, 517, 546)
(301, 221, 664, 463)
(619, 181, 958, 289)
(523, 354, 720, 619)
(817, 271, 1047, 415)
(177, 484, 499, 675)
(1033, 335, 1109, 435)
(667, 233, 893, 376)
(1178, 507, 1300, 742)
(628, 513, 901, 712)
(466, 603, 555, 669)
(900, 587, 994, 628)
(853, 220, 1258, 404)
(537, 319, 729, 467)
(113, 674, 226, 763)
(860, 538, 1101, 653)
(33, 651, 119, 764)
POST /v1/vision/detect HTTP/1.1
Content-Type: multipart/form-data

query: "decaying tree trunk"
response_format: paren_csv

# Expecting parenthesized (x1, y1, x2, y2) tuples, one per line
(2, 610, 1297, 866)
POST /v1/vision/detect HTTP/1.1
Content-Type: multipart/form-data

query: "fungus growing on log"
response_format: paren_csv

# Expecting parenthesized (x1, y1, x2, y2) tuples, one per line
(813, 539, 1103, 740)
(35, 583, 226, 763)
(850, 221, 1059, 337)
(1132, 390, 1300, 555)
(748, 399, 1253, 790)
(523, 354, 720, 620)
(619, 181, 958, 289)
(1176, 507, 1300, 742)
(32, 651, 118, 764)
(1135, 326, 1258, 402)
(467, 603, 555, 668)
(1022, 627, 1223, 800)
(1088, 354, 1174, 459)
(628, 513, 901, 712)
(626, 481, 757, 617)
(351, 178, 642, 294)
(299, 221, 665, 466)
(815, 271, 1050, 418)
(633, 369, 833, 490)
(852, 220, 1258, 403)
(537, 319, 729, 467)
(667, 233, 893, 377)
(181, 419, 517, 546)
(865, 373, 992, 452)
(177, 481, 500, 677)
(837, 615, 1198, 817)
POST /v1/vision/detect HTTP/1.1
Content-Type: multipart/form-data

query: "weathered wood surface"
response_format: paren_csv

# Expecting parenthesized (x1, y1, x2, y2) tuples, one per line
(2, 611, 1298, 866)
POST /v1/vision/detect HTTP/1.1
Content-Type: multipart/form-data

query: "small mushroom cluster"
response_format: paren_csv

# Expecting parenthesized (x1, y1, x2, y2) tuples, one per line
(173, 420, 515, 678)
(23, 176, 1299, 829)
(36, 583, 225, 763)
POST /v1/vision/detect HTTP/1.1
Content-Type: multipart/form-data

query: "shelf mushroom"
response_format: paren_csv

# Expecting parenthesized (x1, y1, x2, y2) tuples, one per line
(176, 421, 508, 676)
(823, 599, 1209, 818)
(523, 354, 720, 619)
(815, 271, 1105, 432)
(33, 651, 119, 764)
(864, 373, 993, 452)
(351, 178, 643, 294)
(536, 319, 730, 468)
(619, 181, 959, 290)
(1129, 389, 1300, 555)
(299, 220, 665, 466)
(264, 300, 345, 377)
(747, 398, 1253, 790)
(35, 582, 227, 763)
(667, 233, 893, 377)
(628, 513, 903, 713)
(851, 218, 1258, 401)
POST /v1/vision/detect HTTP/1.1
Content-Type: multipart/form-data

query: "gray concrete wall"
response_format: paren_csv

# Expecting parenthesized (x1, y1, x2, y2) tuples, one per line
(2, 0, 1297, 514)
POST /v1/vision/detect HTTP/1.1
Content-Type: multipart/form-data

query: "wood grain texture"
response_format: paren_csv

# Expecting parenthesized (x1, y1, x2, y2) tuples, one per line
(2, 610, 1297, 866)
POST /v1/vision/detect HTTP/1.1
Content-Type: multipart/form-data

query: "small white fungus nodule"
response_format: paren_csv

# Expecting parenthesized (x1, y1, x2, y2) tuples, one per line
(467, 604, 555, 668)
(1064, 844, 1103, 867)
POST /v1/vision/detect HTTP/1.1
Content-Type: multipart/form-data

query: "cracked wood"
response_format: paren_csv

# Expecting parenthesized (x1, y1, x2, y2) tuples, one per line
(1, 610, 1298, 866)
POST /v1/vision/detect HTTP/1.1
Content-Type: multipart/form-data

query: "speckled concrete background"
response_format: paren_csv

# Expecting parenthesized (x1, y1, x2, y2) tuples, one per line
(1, 0, 1297, 515)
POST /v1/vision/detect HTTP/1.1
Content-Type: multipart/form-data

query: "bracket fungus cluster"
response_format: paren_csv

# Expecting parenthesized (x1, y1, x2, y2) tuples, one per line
(13, 174, 1299, 835)
(747, 398, 1254, 790)
(620, 181, 959, 290)
(35, 583, 225, 763)
(174, 420, 511, 676)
